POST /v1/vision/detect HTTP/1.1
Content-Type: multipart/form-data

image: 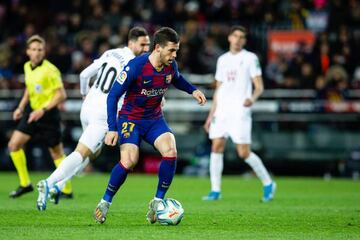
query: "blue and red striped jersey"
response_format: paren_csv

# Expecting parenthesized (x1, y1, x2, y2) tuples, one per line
(107, 53, 197, 131)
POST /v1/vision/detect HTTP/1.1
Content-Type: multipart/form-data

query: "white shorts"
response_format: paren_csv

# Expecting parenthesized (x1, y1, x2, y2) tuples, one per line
(209, 114, 252, 144)
(78, 103, 108, 153)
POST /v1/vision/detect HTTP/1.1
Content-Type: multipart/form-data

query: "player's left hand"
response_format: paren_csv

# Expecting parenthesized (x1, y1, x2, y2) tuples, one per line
(27, 109, 45, 123)
(243, 98, 253, 107)
(192, 90, 206, 106)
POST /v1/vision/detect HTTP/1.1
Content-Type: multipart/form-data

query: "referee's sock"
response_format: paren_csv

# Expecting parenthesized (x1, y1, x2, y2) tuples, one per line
(54, 154, 73, 194)
(10, 149, 31, 187)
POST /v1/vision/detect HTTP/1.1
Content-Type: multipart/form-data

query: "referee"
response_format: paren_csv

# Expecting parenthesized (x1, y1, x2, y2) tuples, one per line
(8, 35, 72, 198)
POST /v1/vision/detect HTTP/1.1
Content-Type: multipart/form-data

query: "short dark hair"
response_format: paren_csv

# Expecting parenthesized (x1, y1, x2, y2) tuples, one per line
(152, 27, 179, 49)
(229, 26, 247, 36)
(128, 26, 148, 41)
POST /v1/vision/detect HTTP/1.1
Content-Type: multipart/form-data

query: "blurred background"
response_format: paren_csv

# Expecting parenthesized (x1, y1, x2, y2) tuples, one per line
(0, 0, 359, 178)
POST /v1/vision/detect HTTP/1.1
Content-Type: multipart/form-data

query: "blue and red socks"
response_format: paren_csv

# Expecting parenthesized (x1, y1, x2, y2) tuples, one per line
(103, 162, 129, 203)
(155, 157, 177, 199)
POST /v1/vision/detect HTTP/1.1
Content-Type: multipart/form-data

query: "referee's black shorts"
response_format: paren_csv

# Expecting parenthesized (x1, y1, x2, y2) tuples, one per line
(16, 104, 62, 148)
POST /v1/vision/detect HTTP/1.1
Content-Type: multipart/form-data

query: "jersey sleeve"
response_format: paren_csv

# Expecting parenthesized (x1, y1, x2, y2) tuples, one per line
(107, 60, 138, 131)
(171, 61, 197, 94)
(214, 57, 225, 82)
(79, 52, 107, 95)
(48, 65, 63, 90)
(249, 54, 262, 78)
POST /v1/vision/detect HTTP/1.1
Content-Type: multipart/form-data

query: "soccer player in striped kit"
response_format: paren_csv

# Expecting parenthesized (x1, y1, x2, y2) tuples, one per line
(36, 27, 150, 211)
(94, 27, 206, 224)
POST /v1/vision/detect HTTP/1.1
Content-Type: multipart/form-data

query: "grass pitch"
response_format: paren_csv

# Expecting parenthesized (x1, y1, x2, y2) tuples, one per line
(0, 172, 359, 240)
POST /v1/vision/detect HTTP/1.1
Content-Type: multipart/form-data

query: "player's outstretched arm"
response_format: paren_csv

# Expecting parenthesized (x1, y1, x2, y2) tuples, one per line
(192, 89, 206, 106)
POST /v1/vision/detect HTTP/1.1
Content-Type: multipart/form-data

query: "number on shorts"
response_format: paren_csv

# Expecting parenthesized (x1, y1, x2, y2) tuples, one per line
(121, 122, 135, 134)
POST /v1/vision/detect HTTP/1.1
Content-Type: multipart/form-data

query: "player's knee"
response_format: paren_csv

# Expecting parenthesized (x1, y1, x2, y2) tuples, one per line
(211, 143, 225, 153)
(8, 141, 20, 152)
(162, 147, 177, 158)
(49, 150, 64, 160)
(237, 149, 250, 159)
(211, 146, 224, 153)
(120, 158, 136, 170)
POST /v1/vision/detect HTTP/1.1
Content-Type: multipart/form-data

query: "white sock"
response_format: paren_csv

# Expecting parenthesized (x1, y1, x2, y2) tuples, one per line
(47, 151, 83, 188)
(245, 152, 272, 186)
(55, 157, 90, 191)
(210, 152, 223, 192)
(101, 198, 111, 204)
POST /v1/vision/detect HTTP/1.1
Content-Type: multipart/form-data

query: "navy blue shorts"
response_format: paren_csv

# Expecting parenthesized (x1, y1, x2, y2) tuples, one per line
(116, 117, 172, 146)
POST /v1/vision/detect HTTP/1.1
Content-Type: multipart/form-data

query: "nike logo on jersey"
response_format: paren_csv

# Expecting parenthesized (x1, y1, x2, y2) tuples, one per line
(143, 79, 152, 84)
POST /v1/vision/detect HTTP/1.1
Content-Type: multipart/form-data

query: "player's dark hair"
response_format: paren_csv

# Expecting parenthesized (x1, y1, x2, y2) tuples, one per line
(128, 26, 148, 41)
(26, 35, 46, 48)
(229, 26, 247, 36)
(152, 27, 179, 49)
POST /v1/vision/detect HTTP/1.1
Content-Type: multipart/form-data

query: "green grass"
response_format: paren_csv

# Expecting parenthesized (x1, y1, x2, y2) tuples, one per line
(0, 173, 359, 240)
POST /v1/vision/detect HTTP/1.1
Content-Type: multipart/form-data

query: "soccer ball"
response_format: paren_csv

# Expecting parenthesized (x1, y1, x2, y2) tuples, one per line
(156, 198, 184, 225)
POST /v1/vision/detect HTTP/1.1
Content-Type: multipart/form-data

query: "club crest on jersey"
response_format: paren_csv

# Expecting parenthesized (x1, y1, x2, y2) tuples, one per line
(117, 70, 127, 84)
(165, 74, 172, 84)
(123, 132, 130, 138)
(35, 84, 42, 93)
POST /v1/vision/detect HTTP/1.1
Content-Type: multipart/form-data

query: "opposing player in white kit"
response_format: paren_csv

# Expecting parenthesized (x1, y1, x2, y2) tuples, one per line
(202, 26, 276, 202)
(36, 27, 150, 211)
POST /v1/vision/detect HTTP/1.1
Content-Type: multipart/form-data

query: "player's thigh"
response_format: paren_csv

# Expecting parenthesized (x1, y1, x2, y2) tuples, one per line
(78, 123, 107, 155)
(144, 118, 172, 146)
(154, 132, 177, 157)
(48, 142, 65, 160)
(8, 130, 31, 151)
(38, 109, 63, 149)
(209, 116, 226, 140)
(120, 143, 140, 169)
(230, 118, 252, 145)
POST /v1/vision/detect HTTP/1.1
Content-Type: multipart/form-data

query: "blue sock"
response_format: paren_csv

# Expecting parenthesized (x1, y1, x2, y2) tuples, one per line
(156, 157, 177, 199)
(103, 163, 128, 203)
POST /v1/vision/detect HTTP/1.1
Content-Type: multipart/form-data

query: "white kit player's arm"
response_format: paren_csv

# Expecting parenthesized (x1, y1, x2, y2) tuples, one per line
(79, 57, 105, 96)
(244, 76, 264, 107)
(204, 57, 224, 132)
(244, 55, 264, 107)
(204, 81, 222, 133)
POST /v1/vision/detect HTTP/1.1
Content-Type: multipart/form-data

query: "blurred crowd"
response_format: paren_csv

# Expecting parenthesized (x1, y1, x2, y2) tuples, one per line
(0, 0, 359, 99)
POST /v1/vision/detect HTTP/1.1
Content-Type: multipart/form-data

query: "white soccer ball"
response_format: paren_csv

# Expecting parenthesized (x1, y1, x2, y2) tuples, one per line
(156, 198, 184, 225)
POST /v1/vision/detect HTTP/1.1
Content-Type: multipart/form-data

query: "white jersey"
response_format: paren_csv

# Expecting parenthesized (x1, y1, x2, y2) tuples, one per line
(80, 47, 135, 122)
(209, 49, 261, 144)
(78, 47, 135, 153)
(214, 49, 261, 118)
